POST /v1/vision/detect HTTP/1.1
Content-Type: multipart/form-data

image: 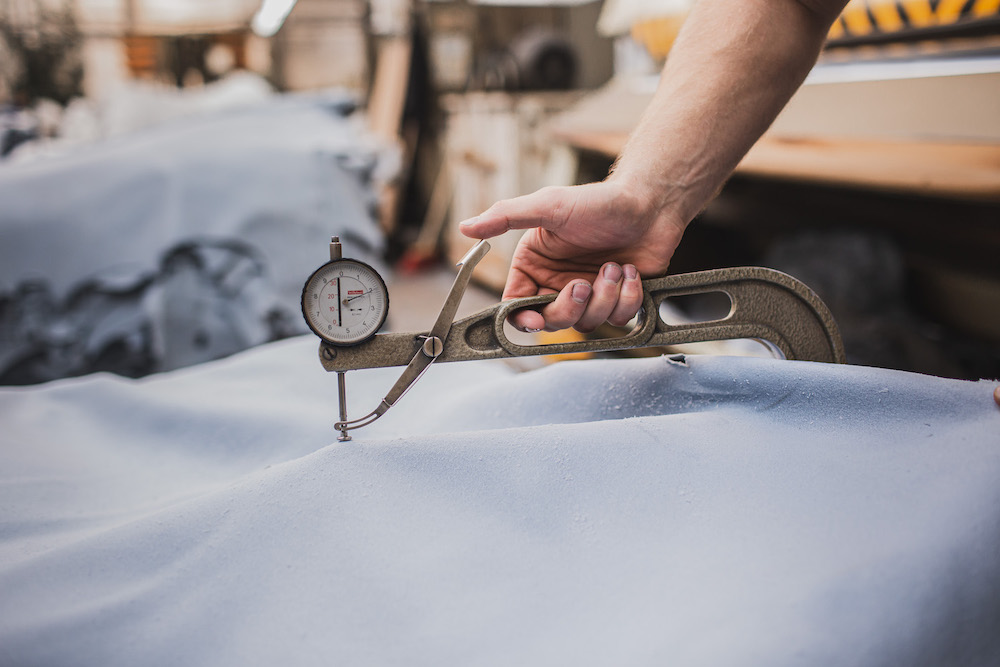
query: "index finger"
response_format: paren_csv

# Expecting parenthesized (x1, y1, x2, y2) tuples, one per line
(458, 187, 567, 239)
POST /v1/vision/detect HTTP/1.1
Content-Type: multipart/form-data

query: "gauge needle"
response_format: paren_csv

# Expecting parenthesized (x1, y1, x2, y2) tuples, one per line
(337, 277, 343, 326)
(342, 289, 372, 305)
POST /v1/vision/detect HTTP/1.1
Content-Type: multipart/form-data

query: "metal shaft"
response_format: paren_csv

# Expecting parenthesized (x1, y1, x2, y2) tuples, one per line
(336, 371, 351, 441)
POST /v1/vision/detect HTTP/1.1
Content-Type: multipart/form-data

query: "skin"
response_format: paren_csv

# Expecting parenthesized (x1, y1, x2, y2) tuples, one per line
(460, 0, 850, 333)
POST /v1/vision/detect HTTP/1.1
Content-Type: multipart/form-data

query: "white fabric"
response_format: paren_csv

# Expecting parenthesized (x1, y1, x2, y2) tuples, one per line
(1, 337, 998, 665)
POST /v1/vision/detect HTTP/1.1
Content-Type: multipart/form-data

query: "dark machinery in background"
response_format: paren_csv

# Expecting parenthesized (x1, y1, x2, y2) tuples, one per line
(477, 27, 578, 92)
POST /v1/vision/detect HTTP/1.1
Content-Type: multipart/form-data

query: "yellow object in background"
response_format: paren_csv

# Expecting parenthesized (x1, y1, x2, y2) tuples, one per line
(625, 0, 998, 61)
(537, 329, 595, 363)
(830, 0, 1000, 40)
(630, 13, 689, 61)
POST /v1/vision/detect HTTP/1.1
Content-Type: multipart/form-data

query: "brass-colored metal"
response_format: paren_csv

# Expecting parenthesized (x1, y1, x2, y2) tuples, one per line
(320, 266, 846, 373)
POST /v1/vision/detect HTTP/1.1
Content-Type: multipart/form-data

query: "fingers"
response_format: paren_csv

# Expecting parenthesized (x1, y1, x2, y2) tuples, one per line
(572, 263, 643, 333)
(508, 263, 643, 334)
(573, 263, 623, 333)
(508, 280, 592, 332)
(458, 187, 568, 239)
(509, 307, 546, 333)
(608, 264, 644, 327)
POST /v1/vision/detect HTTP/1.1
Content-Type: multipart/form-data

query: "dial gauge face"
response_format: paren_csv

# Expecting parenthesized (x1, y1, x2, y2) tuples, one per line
(301, 259, 389, 346)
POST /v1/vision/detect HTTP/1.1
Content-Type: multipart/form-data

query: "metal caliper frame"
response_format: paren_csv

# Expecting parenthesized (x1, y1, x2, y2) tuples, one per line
(320, 240, 846, 439)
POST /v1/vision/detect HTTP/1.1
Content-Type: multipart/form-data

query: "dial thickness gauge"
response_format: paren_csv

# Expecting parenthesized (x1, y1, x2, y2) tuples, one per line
(306, 236, 845, 444)
(301, 254, 389, 346)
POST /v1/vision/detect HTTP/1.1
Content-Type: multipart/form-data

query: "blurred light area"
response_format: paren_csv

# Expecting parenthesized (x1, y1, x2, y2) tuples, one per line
(69, 0, 263, 33)
(597, 0, 692, 36)
(470, 0, 596, 5)
(252, 0, 298, 37)
(136, 0, 260, 26)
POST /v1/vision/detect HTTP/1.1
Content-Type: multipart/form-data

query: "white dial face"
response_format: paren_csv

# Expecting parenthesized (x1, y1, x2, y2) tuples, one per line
(301, 259, 388, 345)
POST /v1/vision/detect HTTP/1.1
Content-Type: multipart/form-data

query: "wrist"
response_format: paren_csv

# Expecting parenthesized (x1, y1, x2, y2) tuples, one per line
(603, 167, 691, 235)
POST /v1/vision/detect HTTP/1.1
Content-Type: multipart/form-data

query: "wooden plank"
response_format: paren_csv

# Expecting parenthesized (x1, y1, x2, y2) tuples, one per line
(549, 128, 1000, 201)
(548, 63, 1000, 200)
(367, 36, 413, 234)
(367, 36, 412, 143)
(741, 136, 1000, 200)
(548, 128, 624, 159)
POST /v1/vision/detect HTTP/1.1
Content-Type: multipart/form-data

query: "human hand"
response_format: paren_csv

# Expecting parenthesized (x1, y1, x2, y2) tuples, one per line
(459, 179, 687, 333)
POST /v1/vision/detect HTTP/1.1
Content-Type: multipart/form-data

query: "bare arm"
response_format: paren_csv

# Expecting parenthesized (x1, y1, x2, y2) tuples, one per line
(610, 0, 846, 225)
(461, 0, 849, 333)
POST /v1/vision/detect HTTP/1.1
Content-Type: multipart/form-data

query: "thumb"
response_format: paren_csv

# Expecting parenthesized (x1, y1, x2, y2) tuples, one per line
(458, 187, 568, 239)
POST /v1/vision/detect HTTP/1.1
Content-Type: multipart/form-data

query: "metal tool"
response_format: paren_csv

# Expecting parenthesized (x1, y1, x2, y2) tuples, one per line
(303, 237, 846, 440)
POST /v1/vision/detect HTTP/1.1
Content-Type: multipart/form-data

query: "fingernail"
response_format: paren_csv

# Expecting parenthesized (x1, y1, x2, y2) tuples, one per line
(603, 264, 622, 283)
(524, 327, 542, 333)
(624, 265, 638, 280)
(459, 216, 479, 227)
(572, 283, 591, 303)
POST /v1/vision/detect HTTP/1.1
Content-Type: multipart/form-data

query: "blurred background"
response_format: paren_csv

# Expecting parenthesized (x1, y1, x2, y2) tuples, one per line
(1, 0, 998, 385)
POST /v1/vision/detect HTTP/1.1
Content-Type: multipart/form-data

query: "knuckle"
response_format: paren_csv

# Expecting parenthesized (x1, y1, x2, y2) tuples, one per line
(541, 306, 575, 331)
(486, 199, 513, 224)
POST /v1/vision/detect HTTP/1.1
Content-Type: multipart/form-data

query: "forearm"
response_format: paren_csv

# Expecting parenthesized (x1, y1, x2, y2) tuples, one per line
(608, 0, 847, 225)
